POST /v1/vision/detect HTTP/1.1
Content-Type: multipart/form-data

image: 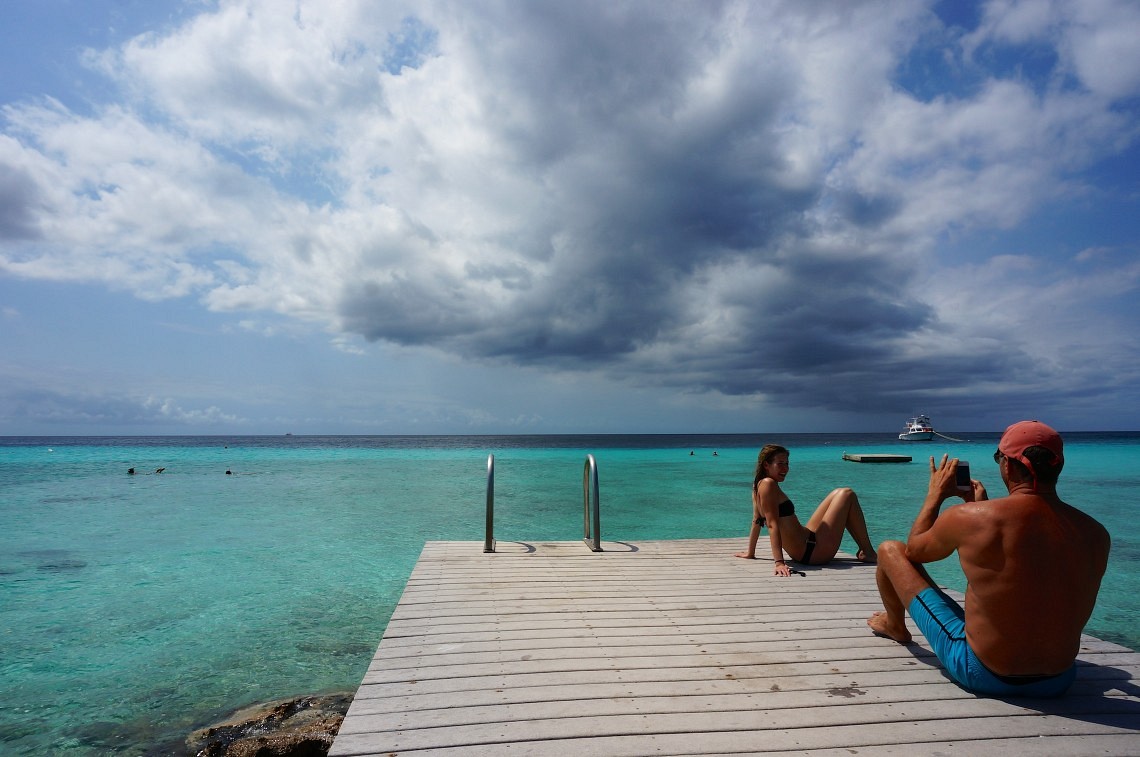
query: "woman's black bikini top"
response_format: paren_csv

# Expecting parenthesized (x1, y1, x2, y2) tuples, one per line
(755, 499, 795, 525)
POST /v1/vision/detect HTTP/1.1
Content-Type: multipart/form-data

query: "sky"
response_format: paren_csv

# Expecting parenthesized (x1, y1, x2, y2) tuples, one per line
(1, 0, 1139, 436)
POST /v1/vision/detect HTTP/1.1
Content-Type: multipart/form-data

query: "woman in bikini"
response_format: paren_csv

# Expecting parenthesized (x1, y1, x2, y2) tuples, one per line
(734, 444, 877, 576)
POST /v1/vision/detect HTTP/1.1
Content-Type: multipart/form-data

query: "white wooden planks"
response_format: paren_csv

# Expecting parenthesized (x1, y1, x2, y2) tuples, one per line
(329, 538, 1140, 756)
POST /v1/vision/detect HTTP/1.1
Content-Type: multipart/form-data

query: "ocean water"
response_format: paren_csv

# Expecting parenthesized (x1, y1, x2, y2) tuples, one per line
(1, 432, 1137, 755)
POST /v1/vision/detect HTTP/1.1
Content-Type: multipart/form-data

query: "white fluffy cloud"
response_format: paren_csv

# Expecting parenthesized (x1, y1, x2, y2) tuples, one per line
(2, 0, 1139, 422)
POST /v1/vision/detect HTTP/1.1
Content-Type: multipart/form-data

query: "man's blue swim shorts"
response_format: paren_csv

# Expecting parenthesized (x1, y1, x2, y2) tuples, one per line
(908, 587, 1076, 697)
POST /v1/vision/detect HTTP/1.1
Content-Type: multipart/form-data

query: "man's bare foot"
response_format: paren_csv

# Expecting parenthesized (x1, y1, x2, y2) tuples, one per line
(733, 552, 755, 559)
(867, 611, 911, 643)
(857, 548, 877, 563)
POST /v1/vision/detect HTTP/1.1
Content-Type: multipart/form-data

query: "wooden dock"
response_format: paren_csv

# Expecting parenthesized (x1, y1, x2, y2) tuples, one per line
(330, 538, 1140, 756)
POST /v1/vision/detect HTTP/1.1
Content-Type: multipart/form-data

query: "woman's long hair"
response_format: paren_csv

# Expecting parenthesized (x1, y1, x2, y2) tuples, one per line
(753, 444, 789, 491)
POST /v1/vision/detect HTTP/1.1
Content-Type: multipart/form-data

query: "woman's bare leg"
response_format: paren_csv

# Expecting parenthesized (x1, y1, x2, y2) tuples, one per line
(841, 491, 877, 562)
(805, 488, 877, 563)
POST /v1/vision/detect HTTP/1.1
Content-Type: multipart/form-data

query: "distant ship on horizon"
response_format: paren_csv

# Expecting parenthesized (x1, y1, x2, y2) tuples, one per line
(899, 414, 935, 441)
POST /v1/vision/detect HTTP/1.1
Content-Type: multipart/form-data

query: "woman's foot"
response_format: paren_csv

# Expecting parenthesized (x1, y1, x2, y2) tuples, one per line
(857, 548, 877, 563)
(867, 611, 911, 643)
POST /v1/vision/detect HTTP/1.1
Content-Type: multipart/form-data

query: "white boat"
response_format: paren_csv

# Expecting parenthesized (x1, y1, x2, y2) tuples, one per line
(898, 414, 935, 441)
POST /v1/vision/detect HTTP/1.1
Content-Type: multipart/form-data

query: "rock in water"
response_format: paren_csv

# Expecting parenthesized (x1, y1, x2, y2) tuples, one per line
(186, 692, 353, 757)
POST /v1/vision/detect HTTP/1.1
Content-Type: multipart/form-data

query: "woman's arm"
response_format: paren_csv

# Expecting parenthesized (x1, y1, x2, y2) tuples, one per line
(767, 520, 792, 576)
(733, 488, 763, 558)
(757, 480, 792, 576)
(733, 521, 762, 559)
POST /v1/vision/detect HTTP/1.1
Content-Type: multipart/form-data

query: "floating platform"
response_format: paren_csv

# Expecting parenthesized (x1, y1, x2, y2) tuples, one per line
(843, 453, 913, 463)
(330, 538, 1140, 756)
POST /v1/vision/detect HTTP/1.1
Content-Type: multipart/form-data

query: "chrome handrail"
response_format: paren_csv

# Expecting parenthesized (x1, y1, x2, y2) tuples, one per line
(582, 454, 602, 551)
(483, 454, 496, 553)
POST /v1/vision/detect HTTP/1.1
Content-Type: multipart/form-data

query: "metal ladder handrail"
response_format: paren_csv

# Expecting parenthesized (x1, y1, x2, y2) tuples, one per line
(484, 452, 602, 553)
(583, 453, 602, 551)
(483, 454, 496, 553)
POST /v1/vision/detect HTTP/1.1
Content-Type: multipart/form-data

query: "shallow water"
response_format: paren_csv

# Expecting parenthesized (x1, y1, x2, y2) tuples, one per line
(1, 433, 1136, 755)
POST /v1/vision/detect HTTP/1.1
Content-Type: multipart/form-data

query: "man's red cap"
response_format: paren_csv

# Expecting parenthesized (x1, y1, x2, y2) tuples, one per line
(998, 420, 1064, 474)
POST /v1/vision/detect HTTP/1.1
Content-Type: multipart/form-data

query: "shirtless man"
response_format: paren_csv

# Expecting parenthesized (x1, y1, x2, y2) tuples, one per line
(867, 421, 1110, 697)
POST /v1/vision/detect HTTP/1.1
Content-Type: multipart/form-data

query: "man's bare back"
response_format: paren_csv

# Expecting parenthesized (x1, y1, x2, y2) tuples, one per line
(952, 492, 1110, 674)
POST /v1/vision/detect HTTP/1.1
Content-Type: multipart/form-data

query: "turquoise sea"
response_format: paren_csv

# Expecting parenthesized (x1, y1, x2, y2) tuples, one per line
(1, 432, 1138, 755)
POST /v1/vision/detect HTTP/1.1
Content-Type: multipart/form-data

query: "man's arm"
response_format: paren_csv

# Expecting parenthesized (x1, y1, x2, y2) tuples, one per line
(906, 455, 971, 564)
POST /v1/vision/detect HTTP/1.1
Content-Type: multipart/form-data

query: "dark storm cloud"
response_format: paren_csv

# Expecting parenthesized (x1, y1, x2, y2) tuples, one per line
(340, 2, 832, 381)
(634, 251, 954, 408)
(341, 276, 482, 345)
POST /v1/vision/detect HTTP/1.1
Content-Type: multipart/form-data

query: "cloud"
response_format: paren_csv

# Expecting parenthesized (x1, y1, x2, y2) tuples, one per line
(142, 396, 243, 425)
(0, 162, 42, 240)
(0, 387, 245, 429)
(2, 0, 1139, 424)
(966, 0, 1140, 100)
